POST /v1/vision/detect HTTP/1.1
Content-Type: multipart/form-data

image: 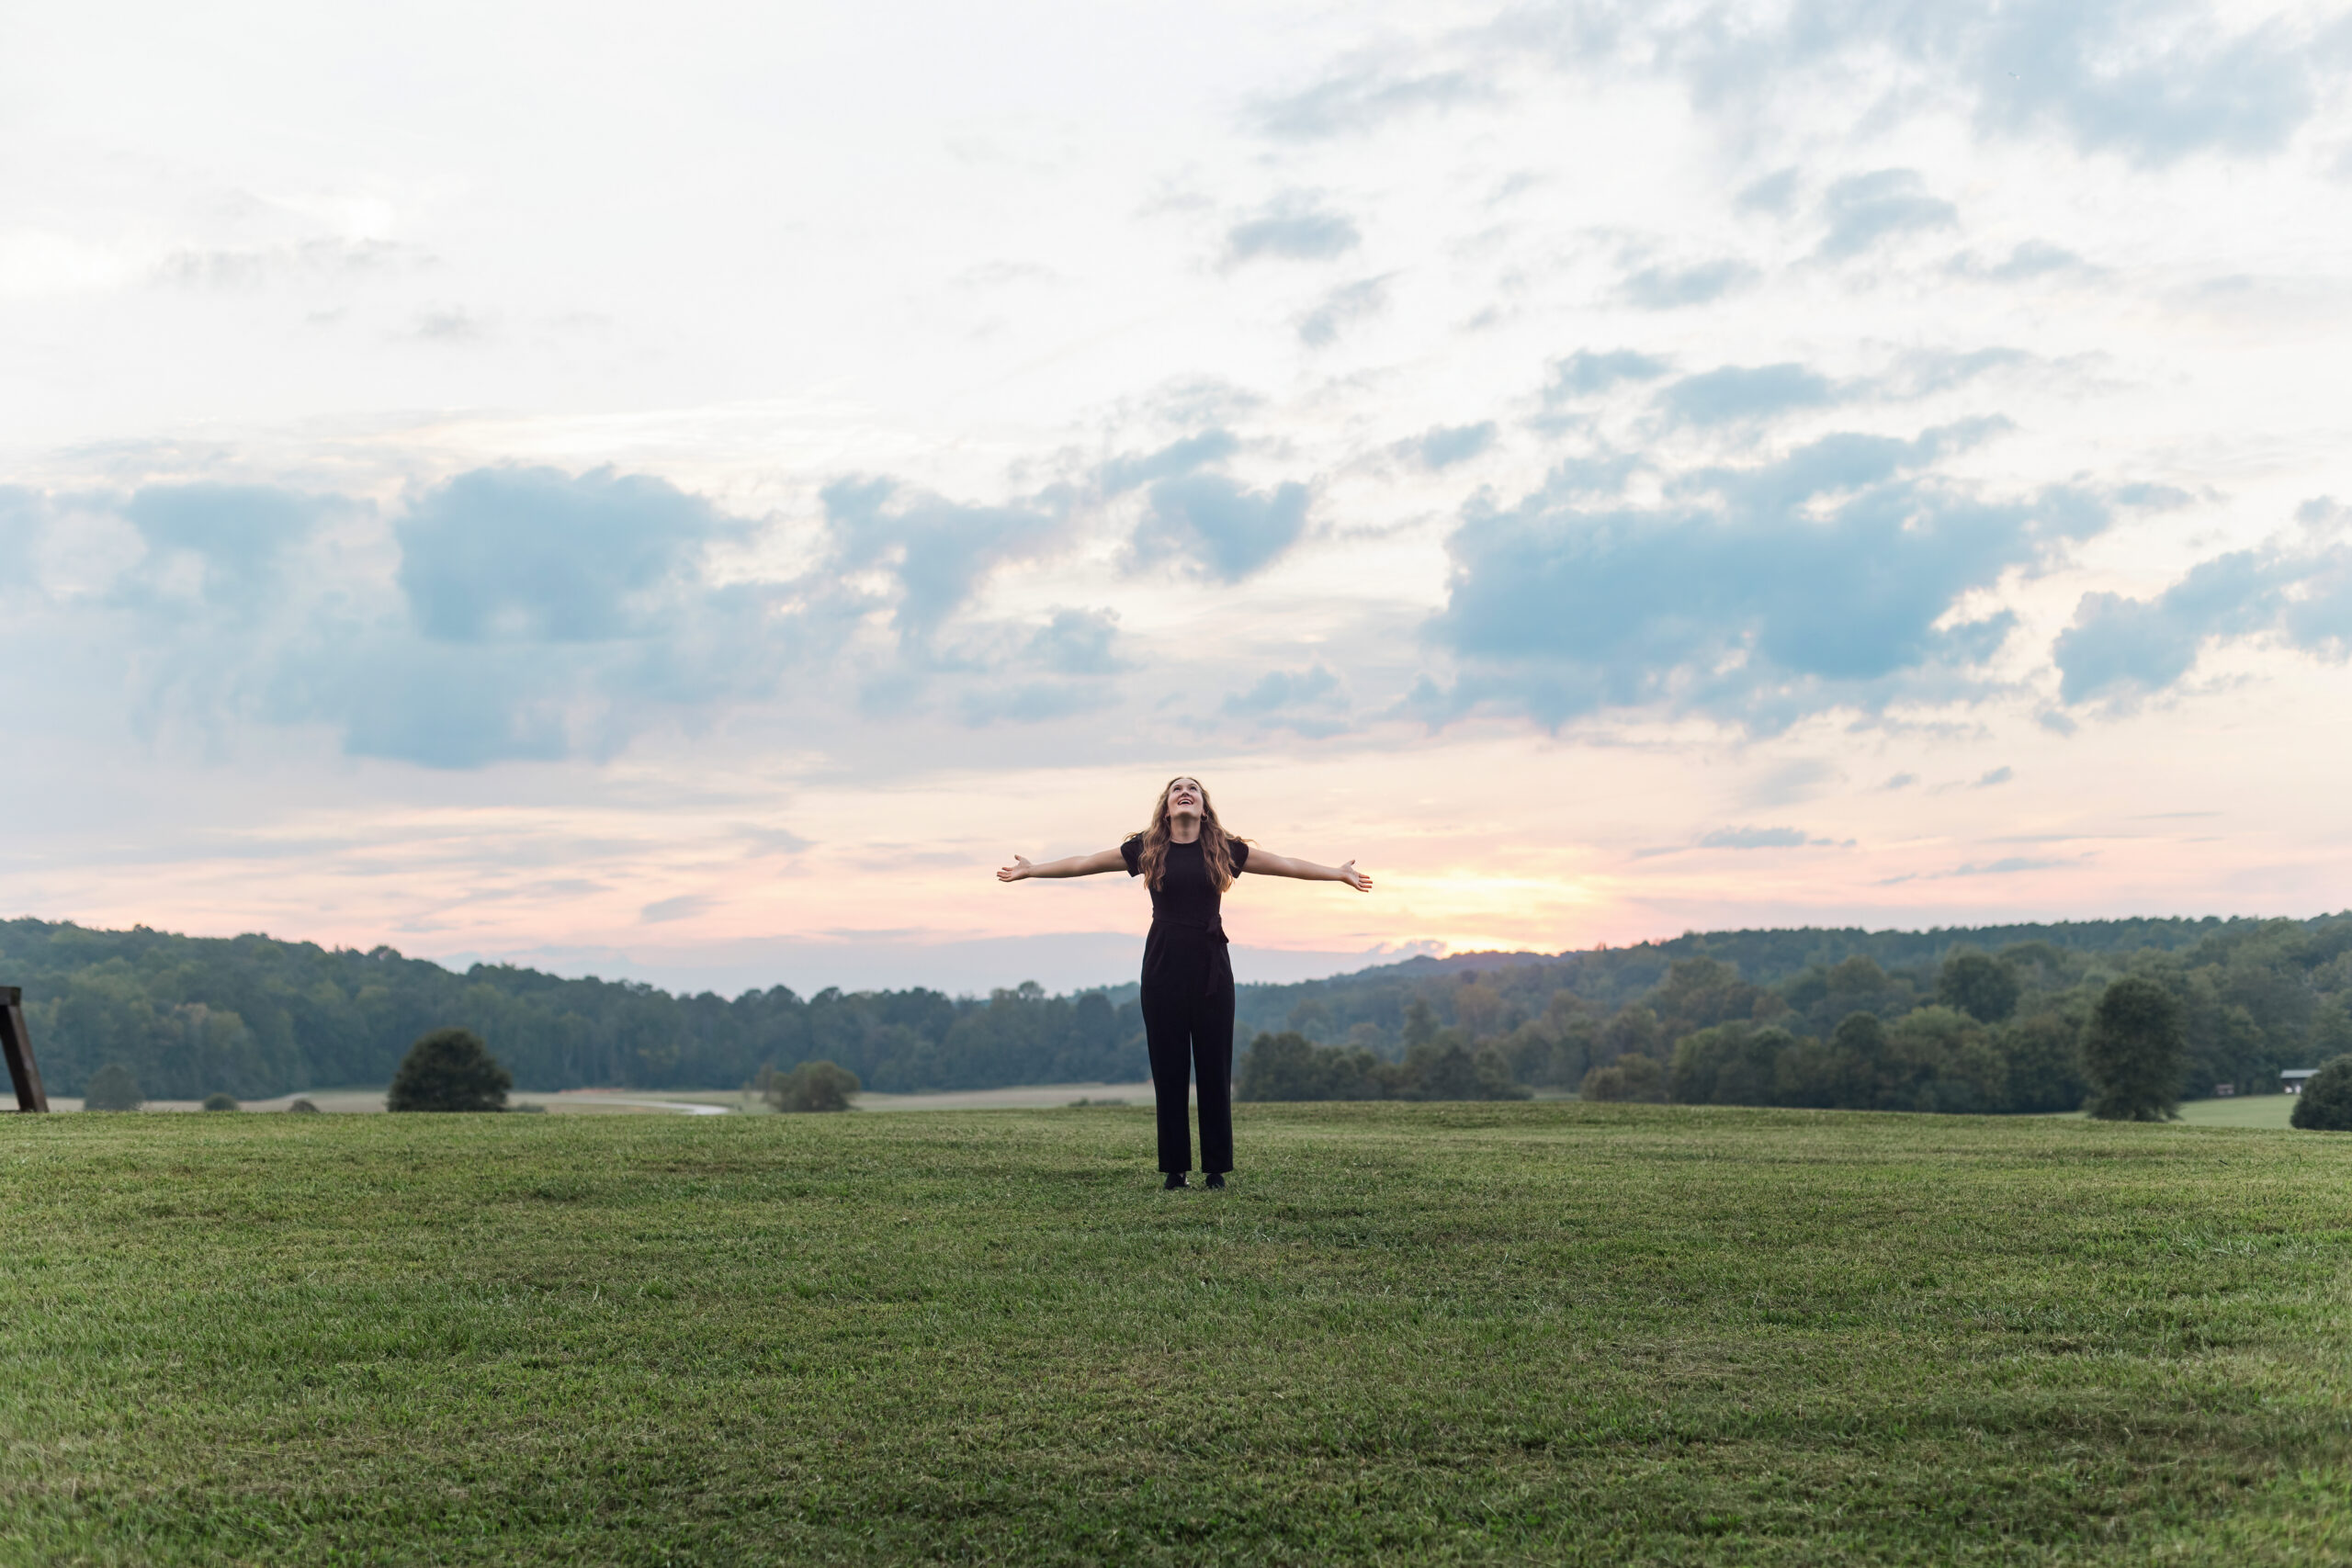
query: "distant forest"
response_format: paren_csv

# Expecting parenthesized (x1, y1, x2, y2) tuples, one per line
(6, 912, 2349, 1111)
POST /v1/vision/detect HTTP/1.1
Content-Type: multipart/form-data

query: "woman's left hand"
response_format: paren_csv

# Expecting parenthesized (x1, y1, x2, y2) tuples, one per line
(1338, 860, 1372, 892)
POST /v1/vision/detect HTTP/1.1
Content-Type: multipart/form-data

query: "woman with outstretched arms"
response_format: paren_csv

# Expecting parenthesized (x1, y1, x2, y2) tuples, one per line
(998, 776, 1371, 1188)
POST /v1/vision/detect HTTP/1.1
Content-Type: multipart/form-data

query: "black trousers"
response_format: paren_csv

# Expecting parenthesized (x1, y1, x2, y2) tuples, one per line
(1140, 929, 1234, 1174)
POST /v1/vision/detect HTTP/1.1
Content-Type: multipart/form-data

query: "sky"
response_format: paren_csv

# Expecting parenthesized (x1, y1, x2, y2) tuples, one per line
(6, 0, 2352, 998)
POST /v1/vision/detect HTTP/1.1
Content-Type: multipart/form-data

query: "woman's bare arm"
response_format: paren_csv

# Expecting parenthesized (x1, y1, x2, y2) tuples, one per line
(998, 847, 1126, 882)
(1243, 850, 1373, 892)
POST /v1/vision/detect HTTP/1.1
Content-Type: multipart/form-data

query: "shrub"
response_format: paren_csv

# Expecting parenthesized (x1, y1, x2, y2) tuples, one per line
(1579, 1054, 1665, 1102)
(387, 1028, 513, 1112)
(2290, 1055, 2352, 1131)
(2082, 977, 2185, 1122)
(287, 1098, 322, 1113)
(761, 1060, 860, 1112)
(201, 1092, 239, 1111)
(82, 1064, 142, 1112)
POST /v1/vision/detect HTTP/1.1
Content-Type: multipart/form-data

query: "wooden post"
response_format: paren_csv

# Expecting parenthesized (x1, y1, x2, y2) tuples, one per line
(1, 987, 48, 1112)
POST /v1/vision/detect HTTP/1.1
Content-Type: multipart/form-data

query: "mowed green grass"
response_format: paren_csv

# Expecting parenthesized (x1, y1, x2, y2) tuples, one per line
(2173, 1095, 2298, 1130)
(4, 1106, 2351, 1565)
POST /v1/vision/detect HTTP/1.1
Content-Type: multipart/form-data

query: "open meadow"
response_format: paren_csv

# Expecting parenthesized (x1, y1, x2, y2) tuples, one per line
(4, 1103, 2350, 1565)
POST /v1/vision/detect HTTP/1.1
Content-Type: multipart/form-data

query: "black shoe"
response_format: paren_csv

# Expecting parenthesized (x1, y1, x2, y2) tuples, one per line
(1163, 1173, 1188, 1190)
(1204, 1173, 1227, 1190)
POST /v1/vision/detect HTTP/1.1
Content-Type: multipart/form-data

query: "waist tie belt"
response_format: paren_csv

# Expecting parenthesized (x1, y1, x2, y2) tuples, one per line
(1149, 916, 1229, 943)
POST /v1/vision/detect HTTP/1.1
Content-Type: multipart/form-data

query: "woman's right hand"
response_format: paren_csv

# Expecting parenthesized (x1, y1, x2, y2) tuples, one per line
(997, 854, 1034, 883)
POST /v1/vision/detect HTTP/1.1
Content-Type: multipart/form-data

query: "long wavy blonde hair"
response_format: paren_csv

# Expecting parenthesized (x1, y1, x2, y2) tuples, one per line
(1129, 774, 1240, 892)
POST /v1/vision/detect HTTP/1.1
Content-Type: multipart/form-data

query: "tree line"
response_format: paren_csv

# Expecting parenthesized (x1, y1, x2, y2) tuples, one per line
(1238, 917, 2352, 1113)
(1, 919, 1141, 1099)
(6, 912, 2347, 1110)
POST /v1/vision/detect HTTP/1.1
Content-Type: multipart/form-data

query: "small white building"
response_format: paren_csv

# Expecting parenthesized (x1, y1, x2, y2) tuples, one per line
(2283, 1069, 2319, 1095)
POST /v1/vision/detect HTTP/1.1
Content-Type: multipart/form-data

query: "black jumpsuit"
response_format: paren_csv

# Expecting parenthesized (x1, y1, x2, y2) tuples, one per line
(1123, 835, 1245, 1175)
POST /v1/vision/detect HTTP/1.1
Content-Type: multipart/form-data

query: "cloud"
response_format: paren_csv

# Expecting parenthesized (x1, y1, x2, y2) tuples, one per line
(409, 309, 486, 343)
(119, 483, 343, 616)
(288, 642, 575, 768)
(14, 457, 1175, 773)
(1414, 423, 1498, 469)
(1817, 170, 1959, 259)
(1424, 424, 2126, 732)
(1743, 758, 1838, 807)
(1250, 68, 1488, 140)
(1882, 772, 1918, 790)
(641, 894, 713, 924)
(398, 467, 732, 643)
(159, 237, 419, 289)
(1736, 168, 1800, 214)
(1699, 825, 1823, 849)
(2297, 496, 2348, 532)
(1950, 241, 2098, 282)
(1888, 349, 2030, 400)
(1560, 349, 2018, 437)
(1619, 258, 1758, 309)
(279, 468, 838, 766)
(736, 826, 812, 857)
(1225, 664, 1338, 714)
(821, 477, 1064, 645)
(1886, 855, 2072, 885)
(1974, 765, 2014, 787)
(1145, 378, 1263, 429)
(2052, 528, 2352, 707)
(959, 681, 1117, 727)
(1658, 363, 1841, 427)
(1131, 474, 1311, 581)
(1297, 276, 1390, 345)
(1969, 3, 2319, 164)
(1025, 608, 1125, 675)
(2053, 547, 2285, 705)
(1222, 663, 1349, 736)
(1101, 430, 1239, 494)
(0, 487, 42, 570)
(1602, 0, 2328, 167)
(1545, 349, 1673, 403)
(1225, 195, 1361, 264)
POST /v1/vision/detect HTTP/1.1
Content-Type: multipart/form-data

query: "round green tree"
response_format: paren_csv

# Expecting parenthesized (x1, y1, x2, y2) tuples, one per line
(2082, 976, 2184, 1121)
(387, 1028, 513, 1112)
(82, 1064, 142, 1112)
(201, 1092, 239, 1111)
(2290, 1055, 2352, 1131)
(1938, 951, 2020, 1023)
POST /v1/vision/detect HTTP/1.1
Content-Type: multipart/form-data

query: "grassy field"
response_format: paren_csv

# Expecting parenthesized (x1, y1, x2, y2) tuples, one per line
(2173, 1095, 2298, 1130)
(4, 1105, 2350, 1564)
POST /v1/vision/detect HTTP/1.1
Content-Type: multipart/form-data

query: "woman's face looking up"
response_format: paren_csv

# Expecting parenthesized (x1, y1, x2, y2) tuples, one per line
(1166, 778, 1203, 817)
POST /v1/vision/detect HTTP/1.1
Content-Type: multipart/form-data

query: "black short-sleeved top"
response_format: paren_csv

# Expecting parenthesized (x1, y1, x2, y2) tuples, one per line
(1123, 834, 1249, 931)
